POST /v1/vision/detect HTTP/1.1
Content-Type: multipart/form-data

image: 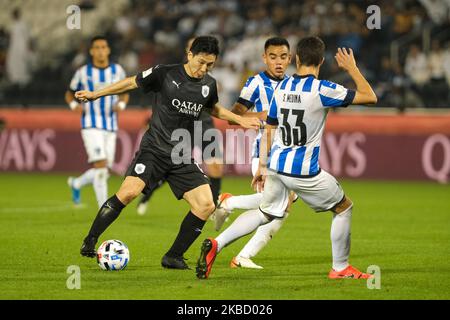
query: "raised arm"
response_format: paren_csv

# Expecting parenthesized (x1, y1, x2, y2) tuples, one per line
(210, 103, 261, 129)
(335, 48, 377, 105)
(75, 76, 138, 102)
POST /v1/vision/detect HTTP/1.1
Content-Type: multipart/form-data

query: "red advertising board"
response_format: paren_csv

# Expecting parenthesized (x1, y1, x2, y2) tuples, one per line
(0, 109, 449, 183)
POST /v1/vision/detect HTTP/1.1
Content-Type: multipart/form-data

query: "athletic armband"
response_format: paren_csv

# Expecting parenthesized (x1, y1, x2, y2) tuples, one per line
(69, 100, 79, 110)
(117, 101, 127, 110)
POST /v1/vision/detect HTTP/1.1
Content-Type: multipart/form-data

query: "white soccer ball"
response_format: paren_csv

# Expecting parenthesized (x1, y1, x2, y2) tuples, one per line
(96, 239, 130, 271)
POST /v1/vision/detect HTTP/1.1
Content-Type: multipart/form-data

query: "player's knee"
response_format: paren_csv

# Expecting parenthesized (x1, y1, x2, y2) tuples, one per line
(194, 200, 215, 217)
(203, 201, 216, 215)
(117, 188, 140, 205)
(205, 162, 223, 178)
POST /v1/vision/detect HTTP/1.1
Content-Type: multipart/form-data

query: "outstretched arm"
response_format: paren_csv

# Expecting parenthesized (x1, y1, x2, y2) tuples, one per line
(210, 103, 261, 129)
(75, 76, 138, 102)
(251, 123, 277, 191)
(335, 48, 377, 105)
(230, 103, 268, 120)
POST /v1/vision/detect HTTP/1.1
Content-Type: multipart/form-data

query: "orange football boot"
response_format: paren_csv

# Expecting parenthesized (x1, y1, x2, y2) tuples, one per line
(328, 265, 373, 279)
(196, 238, 218, 279)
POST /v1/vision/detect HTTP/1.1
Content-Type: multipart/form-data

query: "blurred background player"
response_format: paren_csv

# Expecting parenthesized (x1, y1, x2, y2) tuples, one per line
(135, 37, 224, 216)
(213, 37, 296, 269)
(65, 36, 129, 208)
(196, 36, 377, 280)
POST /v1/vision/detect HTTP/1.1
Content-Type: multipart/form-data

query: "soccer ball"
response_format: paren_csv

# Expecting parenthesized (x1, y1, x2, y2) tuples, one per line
(96, 239, 130, 271)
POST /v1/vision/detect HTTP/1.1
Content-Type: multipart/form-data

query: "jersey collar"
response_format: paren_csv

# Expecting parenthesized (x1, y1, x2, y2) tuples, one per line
(89, 62, 111, 70)
(293, 74, 316, 79)
(263, 71, 285, 82)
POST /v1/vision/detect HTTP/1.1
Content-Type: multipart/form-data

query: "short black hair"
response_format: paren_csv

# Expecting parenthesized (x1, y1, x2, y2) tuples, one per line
(296, 36, 325, 67)
(190, 36, 220, 56)
(264, 37, 290, 51)
(90, 35, 108, 47)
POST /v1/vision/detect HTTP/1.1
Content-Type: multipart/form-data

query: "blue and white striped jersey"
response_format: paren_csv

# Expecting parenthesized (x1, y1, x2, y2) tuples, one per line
(237, 71, 288, 158)
(70, 63, 126, 132)
(267, 74, 355, 177)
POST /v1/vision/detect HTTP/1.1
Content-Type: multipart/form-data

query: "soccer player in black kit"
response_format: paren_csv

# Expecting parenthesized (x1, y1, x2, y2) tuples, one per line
(75, 36, 260, 269)
(136, 37, 224, 216)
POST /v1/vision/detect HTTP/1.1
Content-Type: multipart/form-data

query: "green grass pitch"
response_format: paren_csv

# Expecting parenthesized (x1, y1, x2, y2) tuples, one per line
(0, 173, 449, 300)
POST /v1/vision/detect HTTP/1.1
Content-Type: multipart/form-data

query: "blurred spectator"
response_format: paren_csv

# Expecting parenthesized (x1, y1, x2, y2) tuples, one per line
(419, 0, 449, 25)
(404, 44, 429, 100)
(375, 57, 398, 107)
(0, 27, 9, 95)
(424, 40, 448, 107)
(210, 62, 240, 108)
(393, 6, 415, 35)
(6, 9, 31, 90)
(71, 42, 88, 71)
(443, 41, 450, 87)
(5, 8, 33, 106)
(138, 42, 158, 71)
(154, 22, 180, 51)
(1, 0, 447, 109)
(119, 47, 139, 75)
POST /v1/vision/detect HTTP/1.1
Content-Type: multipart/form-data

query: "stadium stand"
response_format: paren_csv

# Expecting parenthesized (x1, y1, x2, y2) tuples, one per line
(0, 0, 448, 108)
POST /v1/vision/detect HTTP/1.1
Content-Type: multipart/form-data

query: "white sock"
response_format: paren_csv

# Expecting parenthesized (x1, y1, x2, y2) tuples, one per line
(225, 193, 263, 211)
(73, 168, 96, 189)
(238, 212, 288, 258)
(93, 168, 108, 208)
(330, 206, 352, 271)
(216, 209, 269, 252)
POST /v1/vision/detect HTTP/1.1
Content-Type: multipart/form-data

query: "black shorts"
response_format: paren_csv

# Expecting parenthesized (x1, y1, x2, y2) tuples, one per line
(192, 114, 223, 160)
(125, 149, 210, 200)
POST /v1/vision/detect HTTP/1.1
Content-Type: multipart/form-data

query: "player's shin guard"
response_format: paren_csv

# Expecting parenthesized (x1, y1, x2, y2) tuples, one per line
(238, 212, 288, 259)
(216, 209, 270, 252)
(330, 206, 352, 271)
(93, 168, 108, 208)
(87, 194, 125, 240)
(166, 211, 206, 258)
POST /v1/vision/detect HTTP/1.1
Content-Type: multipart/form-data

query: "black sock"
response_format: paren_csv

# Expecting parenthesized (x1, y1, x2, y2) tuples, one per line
(166, 211, 206, 258)
(210, 177, 221, 206)
(87, 195, 125, 239)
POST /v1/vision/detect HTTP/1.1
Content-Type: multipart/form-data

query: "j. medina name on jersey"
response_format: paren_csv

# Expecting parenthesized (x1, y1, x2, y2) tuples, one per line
(171, 98, 204, 117)
(282, 93, 302, 103)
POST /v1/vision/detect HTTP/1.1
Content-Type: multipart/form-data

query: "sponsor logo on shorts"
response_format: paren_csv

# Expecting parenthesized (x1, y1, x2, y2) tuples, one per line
(135, 163, 146, 174)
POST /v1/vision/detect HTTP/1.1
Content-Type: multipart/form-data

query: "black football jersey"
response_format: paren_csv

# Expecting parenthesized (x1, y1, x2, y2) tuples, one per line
(135, 64, 219, 156)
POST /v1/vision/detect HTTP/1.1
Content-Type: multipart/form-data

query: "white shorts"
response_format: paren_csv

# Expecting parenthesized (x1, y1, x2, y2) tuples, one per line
(81, 129, 117, 168)
(260, 170, 345, 217)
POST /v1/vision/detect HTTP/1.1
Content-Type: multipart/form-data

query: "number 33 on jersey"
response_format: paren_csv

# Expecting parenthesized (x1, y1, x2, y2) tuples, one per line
(266, 74, 355, 178)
